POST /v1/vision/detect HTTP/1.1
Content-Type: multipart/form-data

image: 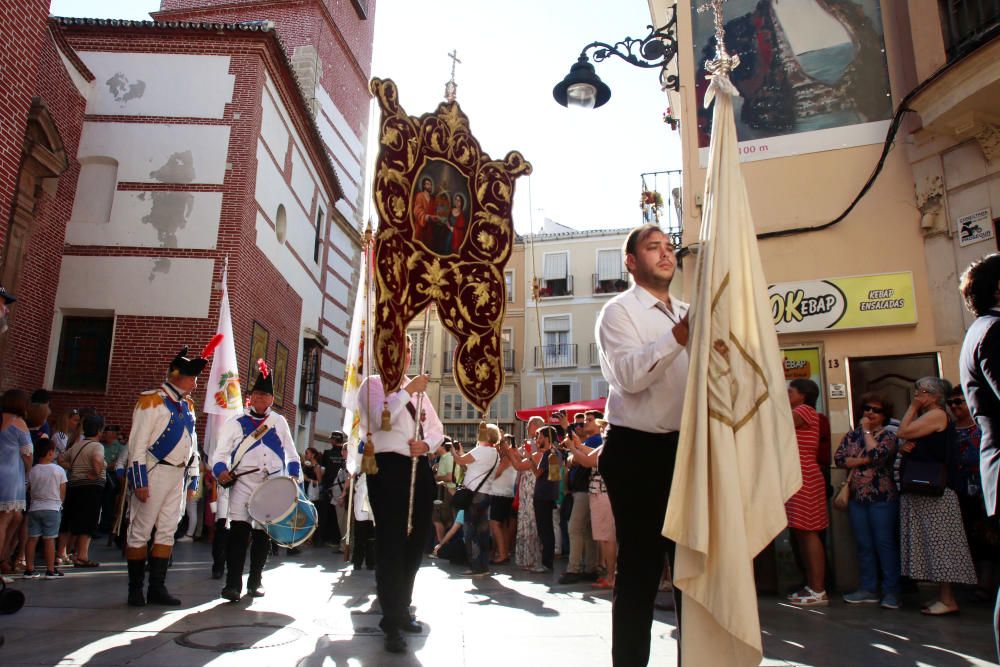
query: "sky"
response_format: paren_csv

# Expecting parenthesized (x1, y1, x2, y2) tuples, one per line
(49, 0, 682, 234)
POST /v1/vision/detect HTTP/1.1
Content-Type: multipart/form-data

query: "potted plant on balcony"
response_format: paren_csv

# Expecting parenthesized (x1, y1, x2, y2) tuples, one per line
(640, 190, 663, 223)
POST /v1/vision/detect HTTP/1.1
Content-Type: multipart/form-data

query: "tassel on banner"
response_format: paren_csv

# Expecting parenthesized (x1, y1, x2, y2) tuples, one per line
(477, 412, 488, 443)
(361, 433, 378, 475)
(548, 448, 561, 482)
(380, 402, 391, 431)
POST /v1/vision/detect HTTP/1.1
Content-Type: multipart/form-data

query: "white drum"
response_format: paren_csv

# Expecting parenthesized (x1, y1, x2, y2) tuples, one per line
(248, 476, 298, 525)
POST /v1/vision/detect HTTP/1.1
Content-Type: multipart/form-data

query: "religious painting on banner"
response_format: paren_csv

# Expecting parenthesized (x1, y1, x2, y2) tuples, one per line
(369, 78, 531, 411)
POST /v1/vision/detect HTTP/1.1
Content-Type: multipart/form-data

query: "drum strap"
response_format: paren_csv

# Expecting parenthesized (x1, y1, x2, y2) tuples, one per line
(230, 422, 274, 473)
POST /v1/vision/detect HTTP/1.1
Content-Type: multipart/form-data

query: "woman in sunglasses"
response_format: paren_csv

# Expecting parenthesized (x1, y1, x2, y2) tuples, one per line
(834, 393, 900, 609)
(897, 376, 976, 615)
(947, 386, 999, 595)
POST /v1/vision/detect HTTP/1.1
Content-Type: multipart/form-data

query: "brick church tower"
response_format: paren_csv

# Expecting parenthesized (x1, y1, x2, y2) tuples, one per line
(0, 0, 376, 450)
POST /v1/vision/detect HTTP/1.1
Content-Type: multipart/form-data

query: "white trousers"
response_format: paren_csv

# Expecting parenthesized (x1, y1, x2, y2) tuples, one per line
(226, 471, 266, 524)
(127, 464, 185, 548)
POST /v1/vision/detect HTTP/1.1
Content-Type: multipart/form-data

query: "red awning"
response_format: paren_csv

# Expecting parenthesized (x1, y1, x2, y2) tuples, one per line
(514, 397, 607, 423)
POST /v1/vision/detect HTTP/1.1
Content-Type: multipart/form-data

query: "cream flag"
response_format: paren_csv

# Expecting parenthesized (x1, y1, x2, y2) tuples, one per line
(662, 70, 802, 665)
(202, 262, 242, 460)
(341, 243, 370, 475)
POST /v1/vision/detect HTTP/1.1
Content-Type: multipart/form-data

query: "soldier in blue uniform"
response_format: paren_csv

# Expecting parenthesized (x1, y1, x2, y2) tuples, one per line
(124, 345, 210, 607)
(212, 360, 300, 600)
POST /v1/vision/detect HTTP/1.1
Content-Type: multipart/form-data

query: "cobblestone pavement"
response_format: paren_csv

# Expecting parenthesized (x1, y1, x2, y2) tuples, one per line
(0, 540, 996, 666)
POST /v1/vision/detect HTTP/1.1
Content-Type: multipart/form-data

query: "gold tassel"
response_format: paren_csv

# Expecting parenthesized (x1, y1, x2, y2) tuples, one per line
(380, 403, 391, 431)
(361, 434, 378, 475)
(477, 418, 488, 443)
(548, 450, 561, 482)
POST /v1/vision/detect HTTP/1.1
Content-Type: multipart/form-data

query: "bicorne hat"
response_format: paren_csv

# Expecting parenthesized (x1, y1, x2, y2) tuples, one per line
(170, 334, 223, 377)
(250, 358, 274, 395)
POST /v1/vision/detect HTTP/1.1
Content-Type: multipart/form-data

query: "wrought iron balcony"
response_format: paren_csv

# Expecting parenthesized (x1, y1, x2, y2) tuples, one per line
(593, 272, 629, 295)
(539, 275, 574, 298)
(589, 342, 601, 366)
(534, 344, 578, 368)
(503, 348, 515, 372)
(941, 0, 1000, 60)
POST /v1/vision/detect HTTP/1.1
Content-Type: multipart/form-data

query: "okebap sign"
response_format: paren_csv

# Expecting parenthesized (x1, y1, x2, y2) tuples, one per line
(769, 272, 916, 334)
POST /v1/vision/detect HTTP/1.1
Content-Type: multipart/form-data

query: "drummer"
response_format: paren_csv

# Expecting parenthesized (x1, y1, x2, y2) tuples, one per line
(212, 359, 301, 601)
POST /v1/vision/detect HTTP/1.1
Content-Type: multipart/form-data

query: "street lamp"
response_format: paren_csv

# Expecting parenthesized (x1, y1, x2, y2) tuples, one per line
(552, 5, 680, 109)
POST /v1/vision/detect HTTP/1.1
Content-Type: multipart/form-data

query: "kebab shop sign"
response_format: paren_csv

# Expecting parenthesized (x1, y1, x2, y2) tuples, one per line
(768, 272, 917, 334)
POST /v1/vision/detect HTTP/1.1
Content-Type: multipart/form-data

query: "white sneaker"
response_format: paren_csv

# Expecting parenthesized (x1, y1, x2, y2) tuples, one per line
(530, 565, 550, 573)
(176, 535, 194, 543)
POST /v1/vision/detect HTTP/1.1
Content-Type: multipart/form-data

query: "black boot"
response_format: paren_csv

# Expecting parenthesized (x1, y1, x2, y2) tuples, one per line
(146, 557, 181, 606)
(211, 519, 228, 579)
(127, 559, 146, 607)
(246, 529, 269, 597)
(222, 521, 250, 601)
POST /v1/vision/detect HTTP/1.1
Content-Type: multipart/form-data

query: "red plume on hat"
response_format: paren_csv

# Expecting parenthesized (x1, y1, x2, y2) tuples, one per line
(257, 358, 269, 378)
(201, 334, 224, 359)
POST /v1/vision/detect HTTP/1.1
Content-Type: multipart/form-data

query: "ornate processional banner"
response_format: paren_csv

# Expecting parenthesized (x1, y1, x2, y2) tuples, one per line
(369, 78, 531, 412)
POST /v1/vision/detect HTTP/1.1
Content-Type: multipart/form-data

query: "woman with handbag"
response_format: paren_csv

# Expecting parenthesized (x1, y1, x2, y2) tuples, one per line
(834, 393, 900, 608)
(61, 414, 107, 568)
(897, 376, 976, 615)
(452, 425, 502, 577)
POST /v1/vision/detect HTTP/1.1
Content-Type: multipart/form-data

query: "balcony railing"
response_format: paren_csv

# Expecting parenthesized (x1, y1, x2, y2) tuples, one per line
(442, 353, 453, 374)
(593, 272, 629, 295)
(589, 342, 601, 366)
(502, 348, 515, 371)
(941, 0, 1000, 60)
(539, 275, 574, 298)
(534, 344, 577, 368)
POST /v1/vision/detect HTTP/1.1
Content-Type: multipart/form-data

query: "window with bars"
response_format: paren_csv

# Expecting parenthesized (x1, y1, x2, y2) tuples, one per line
(595, 248, 627, 294)
(504, 270, 515, 302)
(406, 330, 426, 375)
(298, 339, 322, 412)
(541, 252, 572, 297)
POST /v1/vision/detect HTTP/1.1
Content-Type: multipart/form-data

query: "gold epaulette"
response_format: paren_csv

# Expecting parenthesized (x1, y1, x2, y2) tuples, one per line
(184, 396, 195, 411)
(136, 391, 164, 410)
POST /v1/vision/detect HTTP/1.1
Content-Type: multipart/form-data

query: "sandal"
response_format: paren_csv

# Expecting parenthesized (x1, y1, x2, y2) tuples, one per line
(787, 586, 829, 606)
(72, 559, 100, 568)
(921, 601, 959, 616)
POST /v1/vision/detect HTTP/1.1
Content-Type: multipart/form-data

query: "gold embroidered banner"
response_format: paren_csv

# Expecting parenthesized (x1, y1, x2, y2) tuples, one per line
(369, 78, 531, 412)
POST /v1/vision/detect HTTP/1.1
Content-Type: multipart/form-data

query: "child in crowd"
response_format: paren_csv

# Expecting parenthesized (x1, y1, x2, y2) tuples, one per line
(25, 439, 67, 578)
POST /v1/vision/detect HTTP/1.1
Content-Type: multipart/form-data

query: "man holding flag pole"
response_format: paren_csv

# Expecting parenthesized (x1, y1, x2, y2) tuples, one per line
(662, 2, 802, 666)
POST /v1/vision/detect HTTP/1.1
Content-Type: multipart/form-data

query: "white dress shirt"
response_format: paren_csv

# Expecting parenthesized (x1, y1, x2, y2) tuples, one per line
(358, 375, 444, 456)
(596, 284, 690, 434)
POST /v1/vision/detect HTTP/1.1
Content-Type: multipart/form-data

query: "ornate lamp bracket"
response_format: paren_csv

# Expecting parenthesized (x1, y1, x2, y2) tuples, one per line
(578, 5, 680, 91)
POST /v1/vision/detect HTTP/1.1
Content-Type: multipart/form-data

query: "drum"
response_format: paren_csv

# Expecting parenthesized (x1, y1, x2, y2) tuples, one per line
(247, 476, 318, 548)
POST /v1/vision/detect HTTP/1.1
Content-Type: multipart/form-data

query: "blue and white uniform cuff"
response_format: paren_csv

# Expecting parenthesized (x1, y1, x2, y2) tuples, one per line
(126, 462, 149, 490)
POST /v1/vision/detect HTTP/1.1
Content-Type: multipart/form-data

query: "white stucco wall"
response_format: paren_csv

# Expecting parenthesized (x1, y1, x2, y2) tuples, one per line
(79, 52, 235, 119)
(66, 190, 223, 248)
(55, 256, 213, 317)
(78, 122, 231, 185)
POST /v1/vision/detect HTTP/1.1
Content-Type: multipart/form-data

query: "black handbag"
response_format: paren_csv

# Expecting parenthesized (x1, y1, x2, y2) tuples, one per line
(452, 450, 499, 510)
(900, 458, 947, 496)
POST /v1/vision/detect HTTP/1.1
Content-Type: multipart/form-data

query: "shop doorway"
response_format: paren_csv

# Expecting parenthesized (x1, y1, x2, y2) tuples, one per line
(846, 353, 941, 427)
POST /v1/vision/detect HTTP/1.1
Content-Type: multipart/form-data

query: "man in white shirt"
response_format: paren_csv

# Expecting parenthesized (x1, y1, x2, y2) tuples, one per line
(595, 224, 690, 667)
(358, 334, 444, 654)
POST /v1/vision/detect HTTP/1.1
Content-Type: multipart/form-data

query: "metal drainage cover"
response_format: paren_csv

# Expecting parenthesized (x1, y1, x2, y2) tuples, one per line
(176, 623, 306, 652)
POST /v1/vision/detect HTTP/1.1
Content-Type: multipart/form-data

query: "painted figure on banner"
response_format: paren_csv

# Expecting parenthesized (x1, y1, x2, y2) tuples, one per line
(409, 159, 473, 257)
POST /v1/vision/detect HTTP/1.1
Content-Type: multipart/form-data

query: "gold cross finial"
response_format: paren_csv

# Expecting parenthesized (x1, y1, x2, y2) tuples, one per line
(697, 0, 739, 74)
(444, 49, 462, 103)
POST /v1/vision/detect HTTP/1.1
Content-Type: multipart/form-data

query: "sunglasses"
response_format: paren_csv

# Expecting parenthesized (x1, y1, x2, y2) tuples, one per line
(946, 398, 966, 407)
(862, 405, 884, 414)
